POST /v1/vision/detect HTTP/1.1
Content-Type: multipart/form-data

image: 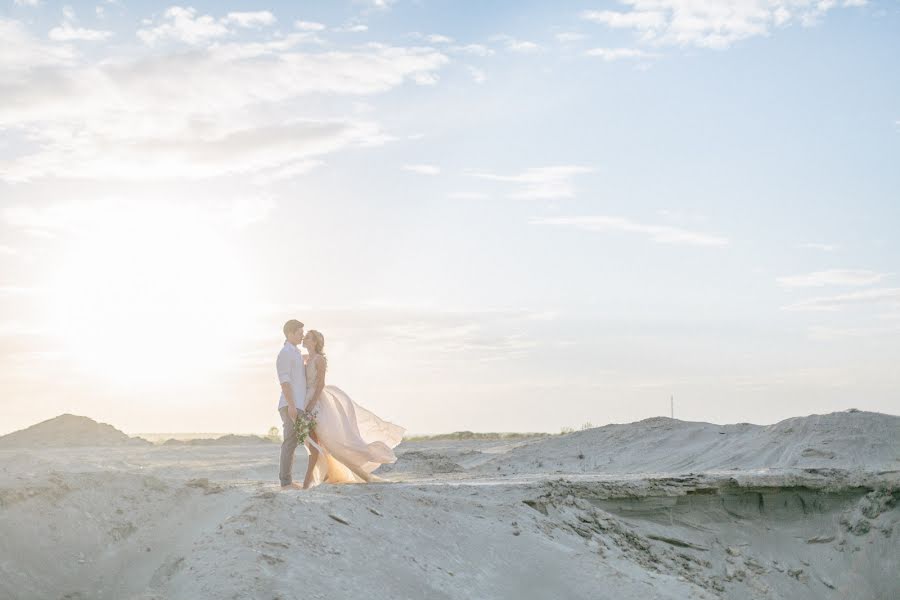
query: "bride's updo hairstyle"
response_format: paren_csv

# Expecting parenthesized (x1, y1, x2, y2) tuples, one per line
(308, 330, 327, 368)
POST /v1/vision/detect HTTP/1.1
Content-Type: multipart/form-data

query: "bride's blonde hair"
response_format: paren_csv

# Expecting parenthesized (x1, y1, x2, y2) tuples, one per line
(307, 330, 327, 369)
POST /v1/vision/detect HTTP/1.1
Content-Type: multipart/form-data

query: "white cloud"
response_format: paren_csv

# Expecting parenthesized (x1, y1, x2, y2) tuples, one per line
(403, 164, 441, 175)
(47, 5, 113, 42)
(0, 33, 448, 181)
(1, 120, 385, 181)
(783, 287, 900, 311)
(582, 9, 666, 30)
(49, 22, 113, 41)
(777, 269, 886, 288)
(580, 1, 867, 49)
(491, 34, 542, 53)
(250, 159, 324, 184)
(467, 166, 593, 200)
(798, 242, 838, 252)
(414, 33, 453, 44)
(295, 20, 326, 31)
(449, 44, 494, 56)
(15, 0, 41, 6)
(223, 11, 276, 28)
(0, 246, 18, 256)
(368, 0, 396, 10)
(137, 6, 230, 45)
(0, 18, 76, 72)
(585, 47, 657, 61)
(467, 65, 486, 83)
(556, 32, 587, 43)
(335, 24, 368, 33)
(532, 215, 729, 246)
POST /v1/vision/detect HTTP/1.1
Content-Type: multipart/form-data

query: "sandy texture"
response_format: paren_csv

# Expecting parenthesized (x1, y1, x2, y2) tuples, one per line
(0, 410, 897, 599)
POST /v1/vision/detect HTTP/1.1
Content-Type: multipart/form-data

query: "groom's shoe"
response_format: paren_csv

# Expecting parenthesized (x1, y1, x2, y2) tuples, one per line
(281, 482, 303, 490)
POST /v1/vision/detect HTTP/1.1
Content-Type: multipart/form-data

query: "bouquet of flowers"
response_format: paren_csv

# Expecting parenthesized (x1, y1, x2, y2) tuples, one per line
(294, 409, 318, 446)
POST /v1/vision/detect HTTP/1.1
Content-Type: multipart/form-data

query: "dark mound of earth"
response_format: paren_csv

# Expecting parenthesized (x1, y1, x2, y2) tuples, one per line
(0, 414, 151, 448)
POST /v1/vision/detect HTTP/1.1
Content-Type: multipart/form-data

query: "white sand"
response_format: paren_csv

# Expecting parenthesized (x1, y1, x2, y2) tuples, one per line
(0, 410, 897, 599)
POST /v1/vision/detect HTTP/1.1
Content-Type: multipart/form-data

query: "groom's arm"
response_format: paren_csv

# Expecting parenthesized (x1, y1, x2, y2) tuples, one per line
(281, 383, 298, 420)
(277, 351, 298, 419)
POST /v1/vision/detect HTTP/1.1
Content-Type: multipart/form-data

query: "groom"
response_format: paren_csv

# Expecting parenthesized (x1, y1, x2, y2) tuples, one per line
(277, 319, 307, 490)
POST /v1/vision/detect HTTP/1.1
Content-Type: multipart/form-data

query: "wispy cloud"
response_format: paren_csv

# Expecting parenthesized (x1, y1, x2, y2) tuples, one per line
(585, 47, 657, 61)
(367, 0, 396, 11)
(49, 23, 112, 42)
(783, 287, 900, 311)
(138, 6, 230, 45)
(295, 20, 325, 31)
(490, 34, 542, 53)
(531, 215, 729, 246)
(408, 32, 454, 45)
(136, 9, 273, 46)
(467, 166, 593, 200)
(798, 242, 838, 252)
(223, 11, 276, 28)
(777, 269, 887, 288)
(580, 1, 867, 50)
(449, 43, 494, 56)
(808, 323, 900, 342)
(467, 65, 486, 83)
(0, 18, 75, 72)
(0, 17, 449, 182)
(403, 164, 440, 175)
(556, 32, 587, 43)
(334, 24, 368, 33)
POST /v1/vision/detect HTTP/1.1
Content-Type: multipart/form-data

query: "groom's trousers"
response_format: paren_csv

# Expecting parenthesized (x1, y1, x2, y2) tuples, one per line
(278, 407, 300, 486)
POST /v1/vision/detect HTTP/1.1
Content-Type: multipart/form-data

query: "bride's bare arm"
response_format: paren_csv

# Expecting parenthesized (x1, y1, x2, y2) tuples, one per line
(305, 356, 326, 413)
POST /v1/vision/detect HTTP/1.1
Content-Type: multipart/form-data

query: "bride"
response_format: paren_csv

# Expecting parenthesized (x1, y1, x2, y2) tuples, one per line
(299, 330, 405, 489)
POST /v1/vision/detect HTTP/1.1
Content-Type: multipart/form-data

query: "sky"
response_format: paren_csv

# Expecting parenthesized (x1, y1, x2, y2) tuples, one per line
(1, 0, 899, 436)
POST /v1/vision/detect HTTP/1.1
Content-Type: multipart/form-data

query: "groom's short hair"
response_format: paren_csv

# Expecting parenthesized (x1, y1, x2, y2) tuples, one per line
(283, 319, 304, 338)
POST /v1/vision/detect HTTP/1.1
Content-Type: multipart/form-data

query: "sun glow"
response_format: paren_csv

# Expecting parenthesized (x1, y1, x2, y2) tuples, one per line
(45, 201, 258, 385)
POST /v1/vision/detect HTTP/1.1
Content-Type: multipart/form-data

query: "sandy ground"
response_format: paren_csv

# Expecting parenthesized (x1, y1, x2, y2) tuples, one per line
(0, 410, 897, 600)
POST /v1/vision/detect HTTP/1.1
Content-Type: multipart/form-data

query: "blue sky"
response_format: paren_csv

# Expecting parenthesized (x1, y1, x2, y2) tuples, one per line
(0, 0, 898, 435)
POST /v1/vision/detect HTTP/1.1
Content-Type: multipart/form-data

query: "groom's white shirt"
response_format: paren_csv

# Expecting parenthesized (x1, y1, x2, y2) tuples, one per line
(276, 341, 307, 410)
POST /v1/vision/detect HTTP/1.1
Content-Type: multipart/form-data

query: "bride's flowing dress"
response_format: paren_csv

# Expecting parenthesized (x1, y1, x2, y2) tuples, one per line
(304, 358, 404, 487)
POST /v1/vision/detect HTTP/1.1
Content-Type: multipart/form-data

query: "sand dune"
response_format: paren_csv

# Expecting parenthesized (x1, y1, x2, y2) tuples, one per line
(472, 409, 900, 476)
(0, 409, 897, 599)
(0, 414, 151, 448)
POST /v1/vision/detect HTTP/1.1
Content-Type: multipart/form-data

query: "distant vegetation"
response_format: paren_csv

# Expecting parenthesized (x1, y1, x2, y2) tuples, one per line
(403, 431, 552, 442)
(559, 422, 594, 435)
(405, 422, 597, 441)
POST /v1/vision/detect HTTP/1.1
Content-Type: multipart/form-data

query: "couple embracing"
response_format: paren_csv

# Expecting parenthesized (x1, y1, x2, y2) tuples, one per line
(276, 320, 405, 489)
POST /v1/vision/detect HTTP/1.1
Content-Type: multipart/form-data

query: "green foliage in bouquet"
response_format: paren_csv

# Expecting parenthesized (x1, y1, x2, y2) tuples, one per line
(294, 409, 318, 445)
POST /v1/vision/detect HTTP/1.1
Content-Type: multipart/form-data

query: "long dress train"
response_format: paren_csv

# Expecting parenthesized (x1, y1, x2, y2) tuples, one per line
(303, 359, 404, 487)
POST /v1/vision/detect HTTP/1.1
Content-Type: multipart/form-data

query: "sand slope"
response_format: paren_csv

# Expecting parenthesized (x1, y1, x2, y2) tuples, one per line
(472, 410, 900, 476)
(0, 414, 150, 448)
(0, 409, 897, 599)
